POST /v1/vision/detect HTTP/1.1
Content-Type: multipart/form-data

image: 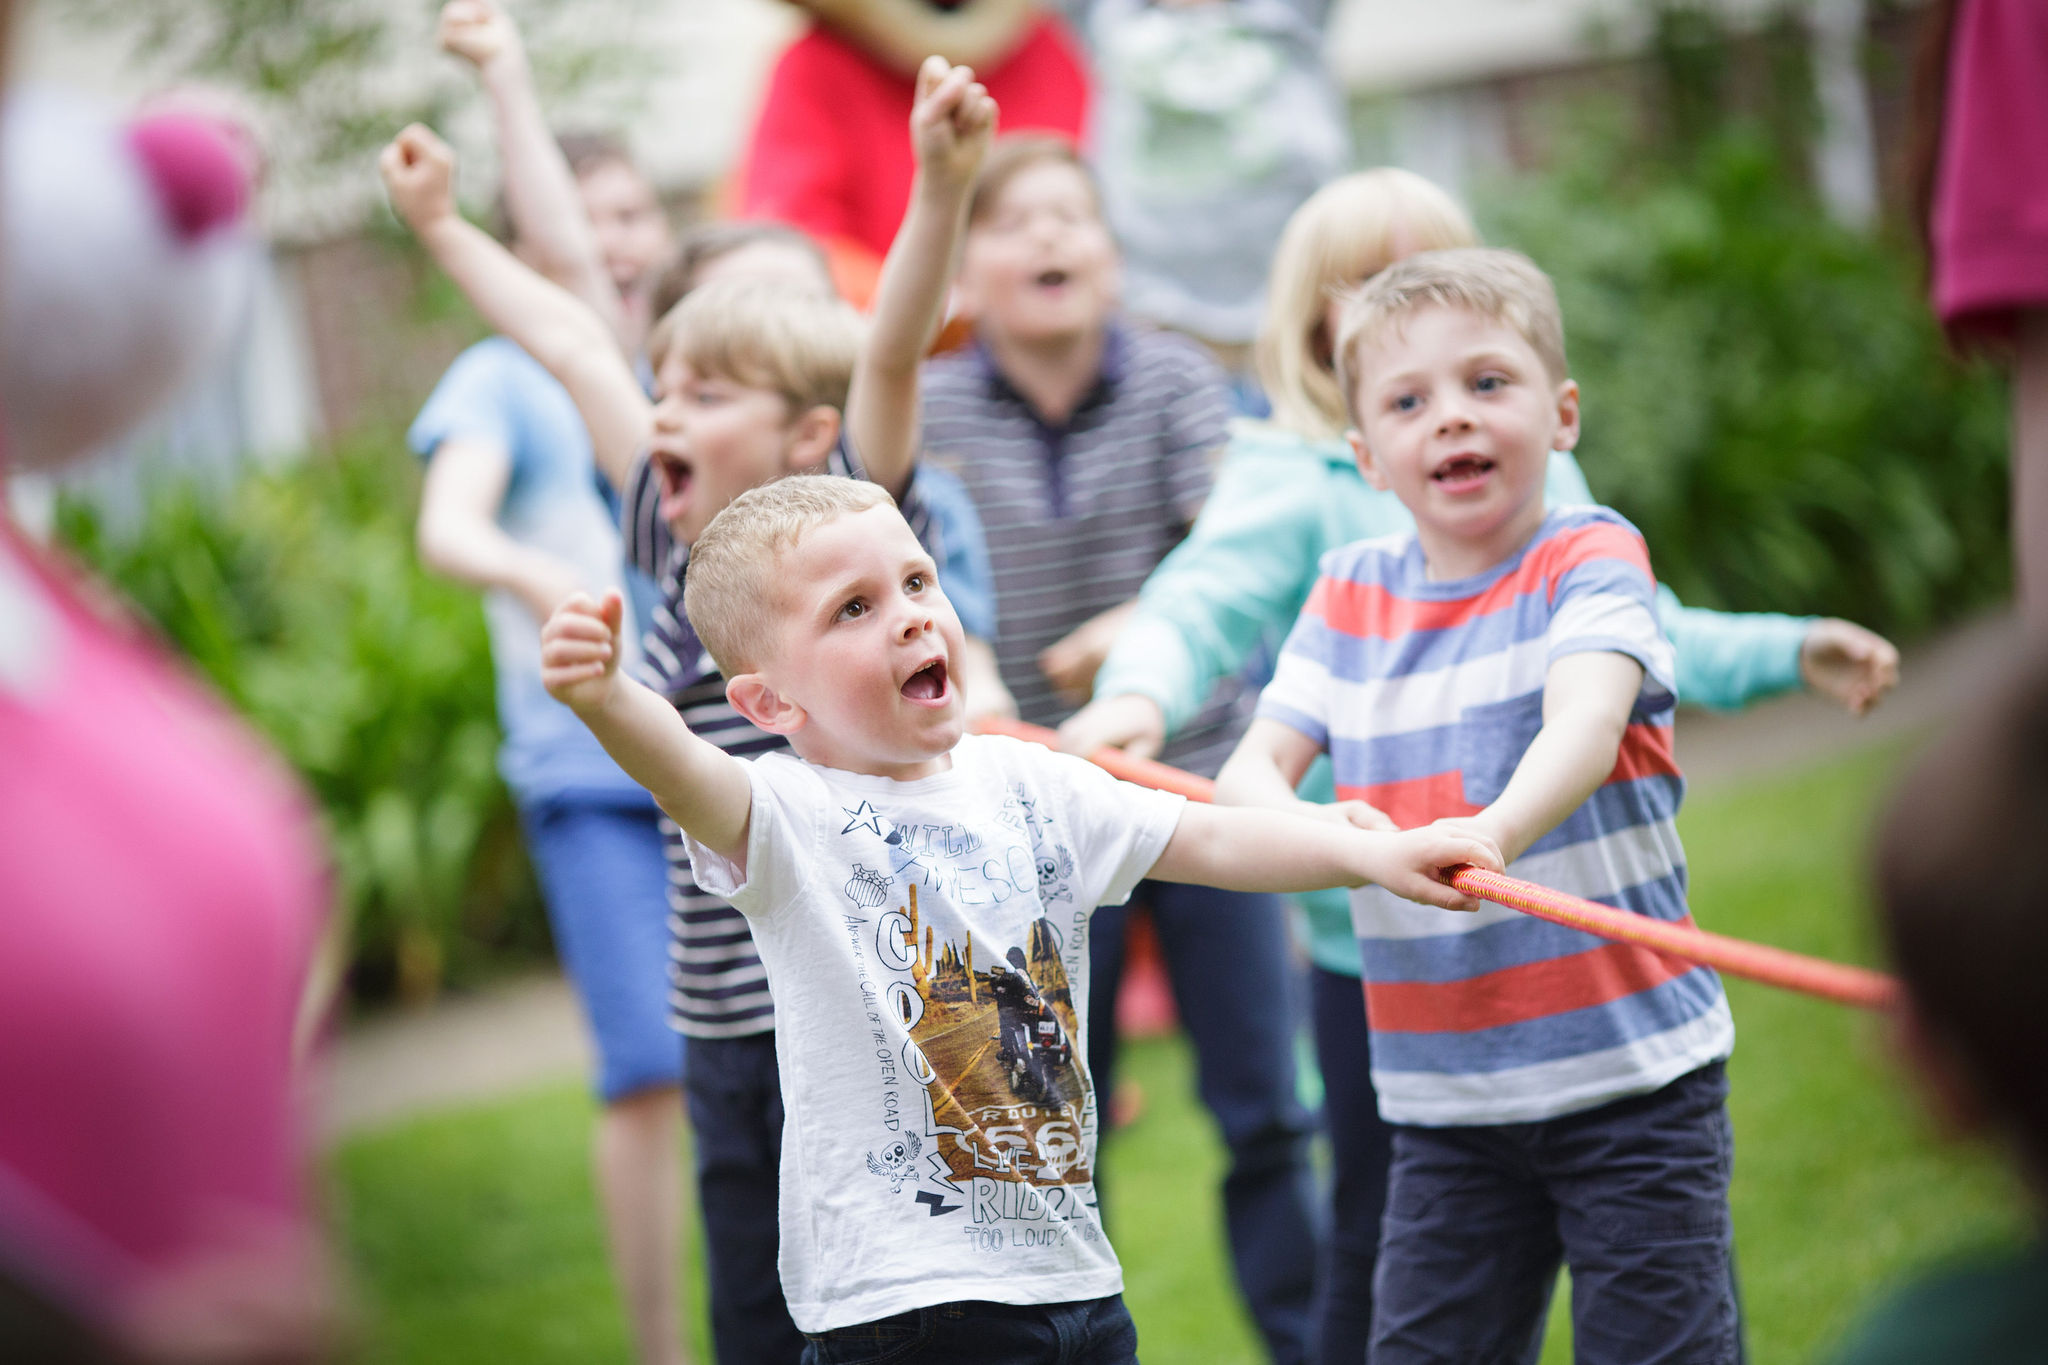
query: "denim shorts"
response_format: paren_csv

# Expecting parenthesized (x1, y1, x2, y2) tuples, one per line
(1372, 1061, 1739, 1365)
(519, 790, 682, 1102)
(801, 1295, 1138, 1365)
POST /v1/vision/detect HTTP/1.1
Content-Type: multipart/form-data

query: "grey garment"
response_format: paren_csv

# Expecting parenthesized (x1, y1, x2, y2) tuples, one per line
(921, 321, 1249, 778)
(1088, 0, 1348, 345)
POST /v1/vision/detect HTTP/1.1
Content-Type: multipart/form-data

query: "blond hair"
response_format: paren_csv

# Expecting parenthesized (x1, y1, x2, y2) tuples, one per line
(1254, 169, 1478, 441)
(683, 475, 895, 675)
(1332, 248, 1568, 428)
(646, 276, 863, 417)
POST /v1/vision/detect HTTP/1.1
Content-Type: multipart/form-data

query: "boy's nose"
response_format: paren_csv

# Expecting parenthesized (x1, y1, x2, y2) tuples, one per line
(897, 605, 935, 641)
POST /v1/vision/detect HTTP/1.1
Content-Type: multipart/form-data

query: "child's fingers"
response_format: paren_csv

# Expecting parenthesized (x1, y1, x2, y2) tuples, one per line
(914, 54, 949, 104)
(598, 588, 625, 636)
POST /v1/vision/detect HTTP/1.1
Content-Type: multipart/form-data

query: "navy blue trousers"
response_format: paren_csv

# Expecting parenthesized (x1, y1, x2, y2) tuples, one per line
(801, 1295, 1138, 1365)
(1089, 880, 1319, 1365)
(684, 1031, 805, 1365)
(1371, 1062, 1739, 1365)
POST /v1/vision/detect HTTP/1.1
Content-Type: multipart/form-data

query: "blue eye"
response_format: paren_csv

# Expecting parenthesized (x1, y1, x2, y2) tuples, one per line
(1390, 393, 1420, 414)
(1475, 374, 1506, 393)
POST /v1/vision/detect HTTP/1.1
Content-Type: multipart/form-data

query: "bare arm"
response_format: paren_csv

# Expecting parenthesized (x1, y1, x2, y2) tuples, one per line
(1214, 715, 1398, 832)
(438, 0, 624, 334)
(1448, 651, 1643, 863)
(541, 590, 754, 864)
(846, 58, 994, 500)
(381, 125, 650, 490)
(794, 0, 1036, 74)
(1150, 803, 1499, 912)
(416, 437, 587, 622)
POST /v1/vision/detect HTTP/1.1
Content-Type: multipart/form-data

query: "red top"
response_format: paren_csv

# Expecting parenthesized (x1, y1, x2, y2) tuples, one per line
(736, 14, 1092, 263)
(0, 523, 326, 1325)
(1931, 0, 2048, 343)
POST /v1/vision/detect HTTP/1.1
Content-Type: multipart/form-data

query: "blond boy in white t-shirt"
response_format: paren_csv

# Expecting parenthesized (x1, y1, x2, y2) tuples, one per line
(538, 474, 1501, 1361)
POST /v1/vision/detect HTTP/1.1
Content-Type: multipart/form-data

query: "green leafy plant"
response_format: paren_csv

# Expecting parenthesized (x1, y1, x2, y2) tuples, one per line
(1475, 5, 2009, 637)
(58, 430, 546, 1002)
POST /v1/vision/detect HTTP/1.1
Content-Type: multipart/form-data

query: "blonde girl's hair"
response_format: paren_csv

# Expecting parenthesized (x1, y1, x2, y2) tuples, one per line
(683, 475, 895, 676)
(646, 276, 865, 417)
(1254, 169, 1480, 441)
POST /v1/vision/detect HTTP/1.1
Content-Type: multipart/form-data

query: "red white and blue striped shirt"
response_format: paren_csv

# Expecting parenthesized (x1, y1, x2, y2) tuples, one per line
(1258, 506, 1733, 1126)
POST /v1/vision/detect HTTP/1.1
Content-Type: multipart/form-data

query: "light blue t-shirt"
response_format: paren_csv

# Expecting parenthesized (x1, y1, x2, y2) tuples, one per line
(409, 337, 654, 801)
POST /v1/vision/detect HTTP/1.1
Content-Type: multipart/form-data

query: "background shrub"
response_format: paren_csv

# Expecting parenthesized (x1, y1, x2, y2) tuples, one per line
(58, 430, 547, 1003)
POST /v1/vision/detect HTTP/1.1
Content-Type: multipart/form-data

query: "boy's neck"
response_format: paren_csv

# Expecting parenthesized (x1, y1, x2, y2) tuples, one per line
(787, 728, 957, 783)
(1414, 500, 1549, 583)
(980, 322, 1109, 428)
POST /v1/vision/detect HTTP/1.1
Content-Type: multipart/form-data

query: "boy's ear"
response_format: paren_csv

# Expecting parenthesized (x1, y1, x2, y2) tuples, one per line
(1550, 378, 1582, 453)
(1349, 428, 1391, 491)
(783, 404, 842, 473)
(726, 672, 808, 736)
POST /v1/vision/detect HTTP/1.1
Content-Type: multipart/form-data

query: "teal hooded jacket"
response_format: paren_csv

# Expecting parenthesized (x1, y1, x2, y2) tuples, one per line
(1092, 420, 1814, 977)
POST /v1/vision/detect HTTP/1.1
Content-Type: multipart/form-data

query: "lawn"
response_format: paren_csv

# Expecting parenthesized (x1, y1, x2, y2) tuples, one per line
(328, 743, 2026, 1363)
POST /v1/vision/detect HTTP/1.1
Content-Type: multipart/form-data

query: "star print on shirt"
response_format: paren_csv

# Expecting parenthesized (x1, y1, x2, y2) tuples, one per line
(841, 800, 887, 836)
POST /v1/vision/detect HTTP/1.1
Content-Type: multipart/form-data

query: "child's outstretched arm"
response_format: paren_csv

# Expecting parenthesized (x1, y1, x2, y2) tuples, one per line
(1438, 651, 1644, 864)
(1149, 804, 1501, 913)
(436, 0, 624, 337)
(845, 57, 995, 500)
(379, 125, 651, 491)
(541, 590, 753, 864)
(1215, 717, 1397, 832)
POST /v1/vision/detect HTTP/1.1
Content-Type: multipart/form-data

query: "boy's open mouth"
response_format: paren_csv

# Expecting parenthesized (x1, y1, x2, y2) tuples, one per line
(901, 657, 949, 703)
(655, 451, 694, 517)
(1431, 454, 1495, 488)
(1034, 268, 1070, 288)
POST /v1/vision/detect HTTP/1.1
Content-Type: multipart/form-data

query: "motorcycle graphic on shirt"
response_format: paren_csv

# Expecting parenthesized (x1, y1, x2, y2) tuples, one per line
(843, 787, 1098, 1204)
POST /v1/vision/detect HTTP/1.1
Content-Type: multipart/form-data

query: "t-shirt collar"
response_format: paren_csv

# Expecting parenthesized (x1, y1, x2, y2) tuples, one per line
(970, 318, 1131, 427)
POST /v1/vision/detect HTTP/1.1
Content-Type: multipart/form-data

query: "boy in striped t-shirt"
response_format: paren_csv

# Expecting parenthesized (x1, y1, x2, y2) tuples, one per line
(1218, 248, 1740, 1364)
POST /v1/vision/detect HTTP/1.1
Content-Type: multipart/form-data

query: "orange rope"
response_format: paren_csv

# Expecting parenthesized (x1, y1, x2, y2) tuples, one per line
(975, 716, 1901, 1012)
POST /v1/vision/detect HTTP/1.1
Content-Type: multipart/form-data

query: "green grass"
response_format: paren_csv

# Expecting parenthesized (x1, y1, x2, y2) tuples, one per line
(330, 744, 2027, 1363)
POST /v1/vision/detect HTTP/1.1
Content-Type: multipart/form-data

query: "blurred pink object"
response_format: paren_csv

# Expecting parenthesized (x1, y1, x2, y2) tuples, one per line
(126, 112, 249, 242)
(1929, 0, 2048, 345)
(0, 523, 330, 1345)
(0, 84, 332, 1360)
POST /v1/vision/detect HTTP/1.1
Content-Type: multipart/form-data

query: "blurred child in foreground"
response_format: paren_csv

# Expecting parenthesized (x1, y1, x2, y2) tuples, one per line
(1824, 646, 2048, 1363)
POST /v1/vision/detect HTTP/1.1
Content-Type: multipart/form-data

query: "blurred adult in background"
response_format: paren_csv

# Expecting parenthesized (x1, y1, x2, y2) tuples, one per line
(413, 6, 689, 1363)
(1915, 0, 2048, 633)
(1084, 0, 1345, 410)
(736, 0, 1089, 296)
(0, 70, 336, 1365)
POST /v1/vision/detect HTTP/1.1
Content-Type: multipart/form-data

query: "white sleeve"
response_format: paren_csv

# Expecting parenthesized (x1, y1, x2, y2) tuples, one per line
(683, 757, 821, 922)
(1027, 745, 1186, 911)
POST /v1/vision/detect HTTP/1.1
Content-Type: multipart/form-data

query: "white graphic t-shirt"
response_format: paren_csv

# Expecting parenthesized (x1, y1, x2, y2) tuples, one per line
(686, 732, 1185, 1332)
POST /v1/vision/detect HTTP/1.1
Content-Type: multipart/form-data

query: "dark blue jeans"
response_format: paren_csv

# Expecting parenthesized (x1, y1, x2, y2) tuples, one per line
(800, 1295, 1138, 1365)
(1089, 880, 1318, 1365)
(684, 1031, 805, 1365)
(1308, 965, 1391, 1365)
(1371, 1062, 1739, 1365)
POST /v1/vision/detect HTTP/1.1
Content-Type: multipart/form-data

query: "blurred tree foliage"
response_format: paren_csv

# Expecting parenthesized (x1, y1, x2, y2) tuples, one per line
(58, 0, 653, 230)
(57, 433, 548, 1003)
(1478, 2, 2009, 635)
